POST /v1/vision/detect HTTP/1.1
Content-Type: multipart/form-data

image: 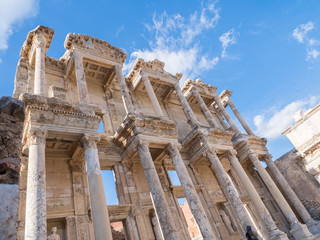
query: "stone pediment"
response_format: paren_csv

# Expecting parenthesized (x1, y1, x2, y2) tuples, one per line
(126, 58, 182, 88)
(64, 33, 127, 64)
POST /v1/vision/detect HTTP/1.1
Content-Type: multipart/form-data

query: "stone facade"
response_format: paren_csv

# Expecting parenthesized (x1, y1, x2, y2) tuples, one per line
(1, 25, 320, 239)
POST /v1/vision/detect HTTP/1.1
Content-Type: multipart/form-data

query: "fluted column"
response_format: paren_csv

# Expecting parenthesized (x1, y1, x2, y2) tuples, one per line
(141, 72, 164, 117)
(166, 143, 215, 239)
(226, 99, 254, 135)
(114, 65, 134, 114)
(82, 134, 112, 240)
(174, 83, 199, 127)
(34, 34, 46, 95)
(192, 87, 219, 128)
(248, 151, 313, 239)
(264, 154, 320, 234)
(137, 140, 179, 240)
(206, 150, 256, 237)
(213, 93, 239, 133)
(227, 151, 288, 240)
(73, 52, 90, 104)
(24, 128, 47, 240)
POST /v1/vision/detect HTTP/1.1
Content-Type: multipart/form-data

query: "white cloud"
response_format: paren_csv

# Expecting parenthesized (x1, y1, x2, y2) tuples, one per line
(115, 25, 125, 38)
(253, 96, 320, 139)
(0, 0, 39, 53)
(219, 29, 237, 58)
(307, 49, 320, 60)
(292, 21, 320, 61)
(123, 1, 222, 81)
(292, 21, 314, 43)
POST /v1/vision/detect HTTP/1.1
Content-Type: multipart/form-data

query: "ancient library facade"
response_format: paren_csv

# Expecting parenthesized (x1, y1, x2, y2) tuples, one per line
(6, 25, 320, 240)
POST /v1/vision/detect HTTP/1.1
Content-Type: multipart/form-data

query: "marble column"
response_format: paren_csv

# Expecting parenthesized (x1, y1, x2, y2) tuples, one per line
(114, 65, 135, 114)
(141, 72, 164, 117)
(34, 34, 46, 95)
(82, 134, 112, 240)
(166, 143, 216, 240)
(213, 94, 239, 133)
(206, 150, 256, 237)
(264, 154, 320, 234)
(226, 99, 254, 135)
(73, 52, 90, 104)
(137, 140, 179, 240)
(24, 128, 47, 240)
(248, 151, 313, 239)
(227, 151, 288, 240)
(192, 87, 219, 128)
(174, 83, 200, 127)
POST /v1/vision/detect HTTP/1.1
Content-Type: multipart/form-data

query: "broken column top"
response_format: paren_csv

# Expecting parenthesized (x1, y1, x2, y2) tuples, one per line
(182, 78, 217, 98)
(20, 25, 55, 60)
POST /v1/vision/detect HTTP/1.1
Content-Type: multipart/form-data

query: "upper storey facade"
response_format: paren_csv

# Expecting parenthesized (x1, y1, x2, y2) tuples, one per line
(13, 25, 255, 143)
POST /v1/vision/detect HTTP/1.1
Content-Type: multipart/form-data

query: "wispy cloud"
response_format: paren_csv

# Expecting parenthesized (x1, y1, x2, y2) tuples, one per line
(115, 25, 125, 38)
(253, 96, 319, 139)
(292, 21, 320, 61)
(219, 29, 237, 58)
(123, 1, 223, 82)
(0, 0, 39, 63)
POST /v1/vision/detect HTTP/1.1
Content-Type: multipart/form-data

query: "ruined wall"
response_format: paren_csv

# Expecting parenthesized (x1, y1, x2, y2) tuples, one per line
(0, 96, 25, 240)
(274, 150, 320, 220)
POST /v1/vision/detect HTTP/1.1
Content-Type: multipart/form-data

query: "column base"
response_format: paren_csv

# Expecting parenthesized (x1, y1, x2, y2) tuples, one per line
(290, 223, 313, 239)
(306, 219, 320, 234)
(269, 229, 289, 240)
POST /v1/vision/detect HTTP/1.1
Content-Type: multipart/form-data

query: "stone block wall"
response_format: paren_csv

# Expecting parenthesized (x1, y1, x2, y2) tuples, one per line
(274, 149, 320, 220)
(0, 96, 25, 240)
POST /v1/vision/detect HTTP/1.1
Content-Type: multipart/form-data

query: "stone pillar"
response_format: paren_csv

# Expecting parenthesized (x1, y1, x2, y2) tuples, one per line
(101, 108, 114, 135)
(192, 87, 219, 128)
(73, 52, 90, 104)
(206, 150, 256, 237)
(226, 99, 254, 135)
(213, 94, 239, 133)
(114, 65, 135, 114)
(34, 34, 47, 95)
(141, 72, 164, 117)
(137, 140, 179, 240)
(82, 134, 112, 240)
(24, 128, 47, 240)
(264, 154, 320, 234)
(228, 151, 288, 240)
(166, 143, 216, 240)
(248, 151, 313, 239)
(174, 83, 200, 127)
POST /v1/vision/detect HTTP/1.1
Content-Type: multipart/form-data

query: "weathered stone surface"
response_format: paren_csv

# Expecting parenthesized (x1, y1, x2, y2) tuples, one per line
(2, 25, 319, 240)
(0, 184, 19, 240)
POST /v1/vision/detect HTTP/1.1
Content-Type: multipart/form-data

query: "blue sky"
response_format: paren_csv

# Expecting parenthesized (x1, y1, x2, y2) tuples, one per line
(1, 0, 320, 205)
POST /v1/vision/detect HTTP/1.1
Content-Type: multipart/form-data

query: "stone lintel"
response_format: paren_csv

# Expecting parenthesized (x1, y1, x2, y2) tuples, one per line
(107, 204, 133, 223)
(20, 25, 55, 62)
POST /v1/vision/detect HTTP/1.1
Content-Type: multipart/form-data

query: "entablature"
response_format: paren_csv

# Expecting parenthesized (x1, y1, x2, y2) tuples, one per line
(20, 93, 101, 146)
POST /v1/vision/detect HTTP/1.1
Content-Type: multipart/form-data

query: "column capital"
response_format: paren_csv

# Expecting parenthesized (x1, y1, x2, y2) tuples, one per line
(27, 128, 47, 146)
(34, 33, 47, 48)
(164, 143, 181, 156)
(114, 64, 123, 73)
(82, 134, 100, 149)
(137, 138, 149, 147)
(227, 149, 238, 157)
(263, 153, 273, 161)
(140, 71, 148, 81)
